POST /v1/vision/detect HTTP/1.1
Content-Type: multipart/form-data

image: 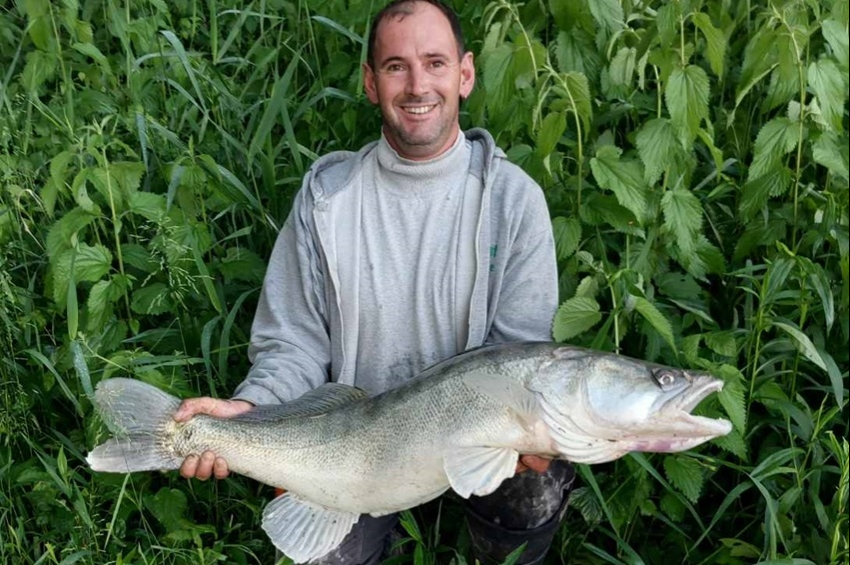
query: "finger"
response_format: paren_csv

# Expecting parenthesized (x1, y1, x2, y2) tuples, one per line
(195, 451, 217, 480)
(180, 454, 199, 479)
(213, 456, 230, 480)
(520, 455, 552, 474)
(173, 397, 219, 422)
(515, 460, 529, 473)
(215, 399, 254, 418)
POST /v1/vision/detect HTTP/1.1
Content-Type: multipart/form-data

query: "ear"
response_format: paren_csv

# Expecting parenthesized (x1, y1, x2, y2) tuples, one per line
(363, 62, 379, 104)
(459, 51, 475, 99)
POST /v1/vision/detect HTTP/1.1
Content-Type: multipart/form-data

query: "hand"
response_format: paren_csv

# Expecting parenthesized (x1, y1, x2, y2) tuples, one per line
(173, 397, 253, 480)
(516, 454, 552, 474)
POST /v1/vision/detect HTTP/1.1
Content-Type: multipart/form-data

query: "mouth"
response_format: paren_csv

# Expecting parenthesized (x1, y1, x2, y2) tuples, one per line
(675, 374, 724, 412)
(402, 104, 437, 115)
(649, 375, 733, 438)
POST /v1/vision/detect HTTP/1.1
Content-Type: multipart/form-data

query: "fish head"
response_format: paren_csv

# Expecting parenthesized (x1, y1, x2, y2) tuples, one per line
(531, 347, 733, 464)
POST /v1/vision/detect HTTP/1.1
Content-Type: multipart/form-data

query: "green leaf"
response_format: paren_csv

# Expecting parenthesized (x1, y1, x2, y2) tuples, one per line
(662, 187, 703, 257)
(551, 217, 581, 260)
(655, 3, 681, 48)
(580, 193, 645, 236)
(657, 272, 702, 301)
(555, 29, 601, 84)
(67, 270, 78, 340)
(821, 19, 849, 71)
(482, 36, 518, 118)
(145, 488, 188, 533)
(160, 30, 207, 112)
(749, 117, 799, 179)
(636, 118, 681, 185)
(87, 275, 129, 332)
(631, 296, 676, 350)
(692, 13, 726, 77)
(557, 72, 592, 133)
(553, 296, 602, 342)
(590, 145, 650, 225)
(666, 64, 710, 145)
(536, 111, 566, 157)
(771, 321, 828, 372)
(191, 236, 222, 315)
(219, 248, 266, 283)
(681, 236, 726, 279)
(705, 331, 738, 358)
(132, 283, 174, 315)
(588, 0, 623, 35)
(575, 276, 600, 299)
(805, 262, 836, 332)
(71, 42, 112, 75)
(128, 192, 166, 222)
(736, 29, 778, 108)
(45, 208, 97, 262)
(608, 47, 636, 88)
(22, 50, 58, 92)
(712, 428, 748, 459)
(812, 131, 850, 181)
(807, 58, 847, 132)
(717, 365, 747, 433)
(664, 455, 705, 504)
(60, 244, 112, 283)
(739, 167, 793, 219)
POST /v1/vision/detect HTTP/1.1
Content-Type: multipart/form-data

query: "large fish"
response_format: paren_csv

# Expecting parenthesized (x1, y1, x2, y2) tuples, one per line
(87, 342, 732, 562)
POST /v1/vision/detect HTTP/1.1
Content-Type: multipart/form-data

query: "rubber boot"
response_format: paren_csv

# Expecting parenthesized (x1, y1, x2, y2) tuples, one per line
(462, 460, 576, 565)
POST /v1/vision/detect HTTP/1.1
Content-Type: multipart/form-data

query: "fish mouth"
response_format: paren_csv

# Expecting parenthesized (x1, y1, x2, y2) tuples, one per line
(634, 375, 733, 449)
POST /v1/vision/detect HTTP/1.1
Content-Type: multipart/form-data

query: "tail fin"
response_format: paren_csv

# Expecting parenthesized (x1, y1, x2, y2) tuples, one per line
(87, 378, 183, 473)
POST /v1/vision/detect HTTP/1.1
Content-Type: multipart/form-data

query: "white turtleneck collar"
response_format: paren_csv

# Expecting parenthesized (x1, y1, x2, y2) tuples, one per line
(374, 129, 470, 197)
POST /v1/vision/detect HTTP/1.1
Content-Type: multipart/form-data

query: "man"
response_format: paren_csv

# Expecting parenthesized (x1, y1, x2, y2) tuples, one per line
(174, 1, 575, 563)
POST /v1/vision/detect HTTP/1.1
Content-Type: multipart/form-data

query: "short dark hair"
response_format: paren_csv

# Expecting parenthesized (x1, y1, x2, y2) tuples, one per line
(366, 0, 466, 68)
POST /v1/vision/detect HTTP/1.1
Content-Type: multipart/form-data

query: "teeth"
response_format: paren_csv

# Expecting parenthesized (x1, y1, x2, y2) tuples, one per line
(405, 105, 434, 114)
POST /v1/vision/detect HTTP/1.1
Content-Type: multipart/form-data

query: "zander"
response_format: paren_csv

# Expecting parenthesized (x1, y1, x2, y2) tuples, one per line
(87, 342, 732, 563)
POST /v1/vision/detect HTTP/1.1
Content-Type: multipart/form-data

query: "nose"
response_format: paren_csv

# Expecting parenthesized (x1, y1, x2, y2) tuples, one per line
(405, 63, 429, 96)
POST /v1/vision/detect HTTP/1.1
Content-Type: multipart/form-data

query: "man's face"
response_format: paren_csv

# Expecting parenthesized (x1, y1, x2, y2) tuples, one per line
(363, 3, 475, 160)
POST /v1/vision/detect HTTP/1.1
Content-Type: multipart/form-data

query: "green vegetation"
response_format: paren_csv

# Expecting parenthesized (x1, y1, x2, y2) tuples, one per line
(1, 0, 847, 563)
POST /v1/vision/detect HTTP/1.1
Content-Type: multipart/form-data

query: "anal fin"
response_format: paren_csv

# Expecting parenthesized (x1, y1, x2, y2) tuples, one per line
(444, 446, 518, 498)
(262, 492, 359, 563)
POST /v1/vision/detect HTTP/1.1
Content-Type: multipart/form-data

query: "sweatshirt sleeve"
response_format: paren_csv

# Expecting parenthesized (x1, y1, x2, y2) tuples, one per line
(232, 188, 331, 405)
(486, 176, 558, 344)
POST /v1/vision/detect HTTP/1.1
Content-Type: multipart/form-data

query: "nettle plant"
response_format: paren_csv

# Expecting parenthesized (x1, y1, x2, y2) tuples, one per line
(467, 0, 847, 562)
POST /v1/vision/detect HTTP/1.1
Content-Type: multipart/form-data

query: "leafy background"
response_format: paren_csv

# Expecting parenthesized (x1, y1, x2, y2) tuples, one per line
(0, 0, 847, 563)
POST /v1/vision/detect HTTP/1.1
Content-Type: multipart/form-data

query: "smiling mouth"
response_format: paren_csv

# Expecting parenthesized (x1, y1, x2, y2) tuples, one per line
(404, 105, 437, 115)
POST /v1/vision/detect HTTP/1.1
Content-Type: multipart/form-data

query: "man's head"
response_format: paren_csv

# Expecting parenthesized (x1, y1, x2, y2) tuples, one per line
(363, 0, 475, 160)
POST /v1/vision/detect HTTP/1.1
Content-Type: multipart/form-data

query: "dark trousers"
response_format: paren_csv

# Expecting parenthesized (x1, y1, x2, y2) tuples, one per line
(286, 460, 575, 565)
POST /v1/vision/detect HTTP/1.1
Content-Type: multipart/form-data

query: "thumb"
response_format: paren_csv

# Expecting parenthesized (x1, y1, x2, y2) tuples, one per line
(173, 397, 253, 422)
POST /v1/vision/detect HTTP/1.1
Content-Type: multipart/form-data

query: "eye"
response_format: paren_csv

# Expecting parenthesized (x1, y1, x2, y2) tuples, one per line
(653, 369, 678, 388)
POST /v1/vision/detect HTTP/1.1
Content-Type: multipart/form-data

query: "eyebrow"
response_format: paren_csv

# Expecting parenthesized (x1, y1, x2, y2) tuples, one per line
(377, 52, 453, 68)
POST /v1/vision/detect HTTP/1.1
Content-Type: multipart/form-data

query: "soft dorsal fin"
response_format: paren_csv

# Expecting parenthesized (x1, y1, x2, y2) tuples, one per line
(231, 383, 368, 422)
(262, 491, 359, 563)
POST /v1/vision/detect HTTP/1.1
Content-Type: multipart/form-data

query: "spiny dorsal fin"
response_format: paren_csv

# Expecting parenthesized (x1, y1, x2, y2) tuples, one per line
(231, 383, 369, 422)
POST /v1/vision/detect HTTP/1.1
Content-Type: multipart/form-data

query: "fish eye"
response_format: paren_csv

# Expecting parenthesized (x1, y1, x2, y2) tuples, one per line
(653, 369, 678, 387)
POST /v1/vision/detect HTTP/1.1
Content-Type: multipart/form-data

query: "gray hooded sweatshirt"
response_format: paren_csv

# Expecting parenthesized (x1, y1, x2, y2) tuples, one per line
(233, 128, 557, 405)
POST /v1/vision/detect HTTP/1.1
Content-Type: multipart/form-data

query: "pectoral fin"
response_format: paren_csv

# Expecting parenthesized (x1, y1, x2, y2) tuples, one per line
(443, 446, 518, 498)
(262, 492, 359, 564)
